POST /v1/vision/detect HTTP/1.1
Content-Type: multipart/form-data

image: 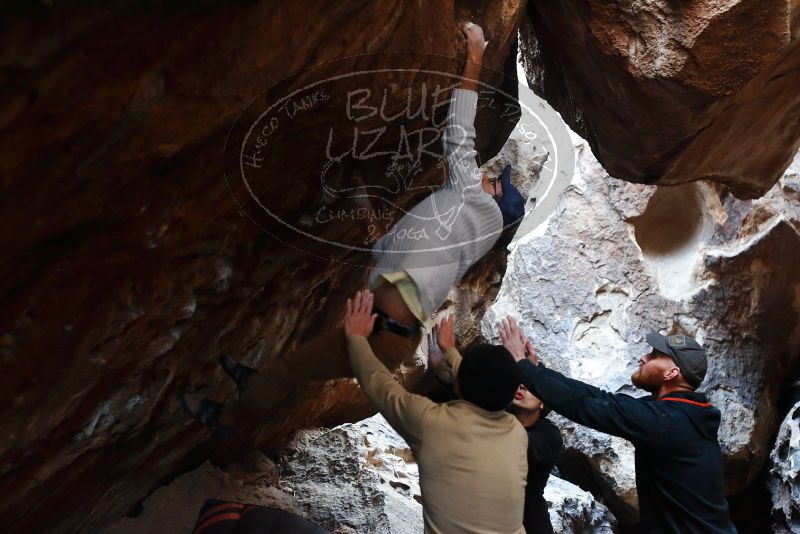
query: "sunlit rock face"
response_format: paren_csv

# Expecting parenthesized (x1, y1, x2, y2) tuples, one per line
(0, 2, 528, 532)
(482, 139, 800, 525)
(545, 476, 617, 533)
(272, 416, 425, 534)
(519, 0, 800, 198)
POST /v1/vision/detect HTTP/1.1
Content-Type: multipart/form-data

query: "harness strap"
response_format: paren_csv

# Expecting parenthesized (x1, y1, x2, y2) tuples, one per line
(372, 307, 421, 340)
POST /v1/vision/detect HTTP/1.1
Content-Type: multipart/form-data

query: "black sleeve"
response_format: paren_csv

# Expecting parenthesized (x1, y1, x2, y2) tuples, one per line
(534, 361, 611, 399)
(517, 360, 664, 445)
(526, 419, 563, 465)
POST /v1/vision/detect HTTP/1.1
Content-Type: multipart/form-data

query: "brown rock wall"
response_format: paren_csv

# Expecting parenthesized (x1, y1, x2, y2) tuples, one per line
(520, 0, 800, 198)
(0, 2, 524, 532)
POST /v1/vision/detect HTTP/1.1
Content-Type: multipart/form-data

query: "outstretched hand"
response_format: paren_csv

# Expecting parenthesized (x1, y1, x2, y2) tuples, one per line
(428, 315, 456, 383)
(427, 324, 444, 383)
(343, 289, 377, 338)
(437, 314, 456, 353)
(498, 315, 526, 361)
(521, 332, 539, 366)
(427, 323, 445, 371)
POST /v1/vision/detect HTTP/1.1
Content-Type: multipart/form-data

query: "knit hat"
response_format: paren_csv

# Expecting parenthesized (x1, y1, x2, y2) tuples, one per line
(457, 344, 521, 411)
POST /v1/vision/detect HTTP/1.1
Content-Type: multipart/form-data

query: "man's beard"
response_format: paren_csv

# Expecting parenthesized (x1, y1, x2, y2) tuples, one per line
(631, 370, 659, 393)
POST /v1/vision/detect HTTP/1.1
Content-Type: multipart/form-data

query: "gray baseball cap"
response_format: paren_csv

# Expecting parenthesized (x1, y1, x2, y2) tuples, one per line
(645, 332, 708, 388)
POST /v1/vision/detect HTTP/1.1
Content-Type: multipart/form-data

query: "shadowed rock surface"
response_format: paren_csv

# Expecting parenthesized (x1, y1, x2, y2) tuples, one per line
(0, 2, 526, 532)
(1, 1, 799, 532)
(519, 0, 800, 198)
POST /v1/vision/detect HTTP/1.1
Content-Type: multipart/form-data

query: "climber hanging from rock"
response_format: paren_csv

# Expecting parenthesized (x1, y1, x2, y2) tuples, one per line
(180, 21, 526, 431)
(498, 316, 738, 534)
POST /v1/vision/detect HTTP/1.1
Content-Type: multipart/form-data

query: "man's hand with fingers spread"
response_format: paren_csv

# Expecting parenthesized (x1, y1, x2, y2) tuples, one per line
(427, 323, 445, 371)
(520, 332, 539, 366)
(428, 318, 456, 384)
(343, 289, 378, 338)
(437, 314, 456, 353)
(428, 315, 457, 384)
(498, 315, 527, 362)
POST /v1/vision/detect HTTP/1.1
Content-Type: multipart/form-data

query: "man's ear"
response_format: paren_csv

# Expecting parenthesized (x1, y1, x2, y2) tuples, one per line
(664, 366, 682, 382)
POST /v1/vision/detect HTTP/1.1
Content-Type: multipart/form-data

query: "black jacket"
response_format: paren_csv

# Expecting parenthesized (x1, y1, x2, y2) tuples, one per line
(523, 418, 562, 534)
(517, 360, 737, 534)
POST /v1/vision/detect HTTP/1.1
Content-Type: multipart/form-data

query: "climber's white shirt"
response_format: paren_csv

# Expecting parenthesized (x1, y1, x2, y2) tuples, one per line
(368, 89, 503, 319)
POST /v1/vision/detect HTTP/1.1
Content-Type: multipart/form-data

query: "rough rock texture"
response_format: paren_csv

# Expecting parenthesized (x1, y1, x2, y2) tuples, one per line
(3, 2, 799, 532)
(482, 139, 800, 525)
(103, 414, 618, 534)
(545, 475, 617, 533)
(519, 0, 800, 198)
(770, 399, 800, 533)
(101, 457, 301, 534)
(278, 415, 424, 534)
(0, 2, 528, 532)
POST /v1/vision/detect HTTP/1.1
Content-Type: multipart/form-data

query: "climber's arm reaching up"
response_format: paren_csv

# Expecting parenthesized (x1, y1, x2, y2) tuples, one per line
(442, 22, 486, 194)
(457, 22, 484, 92)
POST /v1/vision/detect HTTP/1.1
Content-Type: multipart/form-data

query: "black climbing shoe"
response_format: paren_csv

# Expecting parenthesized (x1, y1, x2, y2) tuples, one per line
(178, 392, 230, 438)
(219, 355, 255, 394)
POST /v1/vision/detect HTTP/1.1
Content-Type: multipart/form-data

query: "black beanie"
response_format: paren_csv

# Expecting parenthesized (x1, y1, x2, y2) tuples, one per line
(457, 344, 521, 412)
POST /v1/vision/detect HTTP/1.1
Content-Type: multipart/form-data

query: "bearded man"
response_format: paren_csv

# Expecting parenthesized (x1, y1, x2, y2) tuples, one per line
(498, 316, 737, 534)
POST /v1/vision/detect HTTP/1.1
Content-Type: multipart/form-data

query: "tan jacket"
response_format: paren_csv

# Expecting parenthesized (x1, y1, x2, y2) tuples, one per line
(347, 335, 528, 533)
